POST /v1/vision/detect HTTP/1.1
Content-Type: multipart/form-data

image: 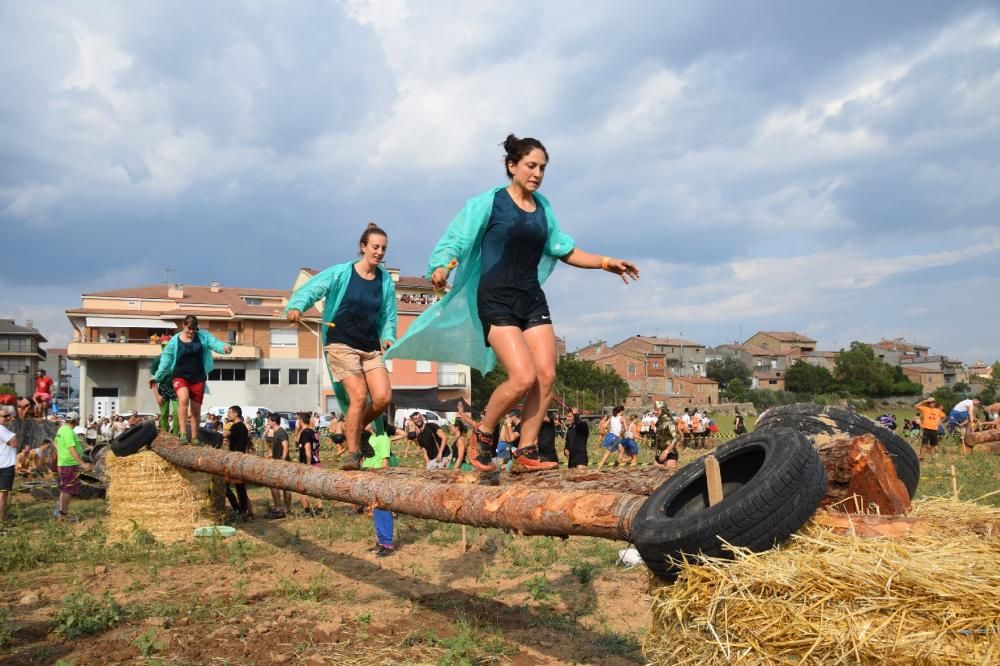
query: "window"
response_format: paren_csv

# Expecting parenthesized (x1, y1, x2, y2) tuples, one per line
(768, 379, 778, 385)
(628, 364, 637, 375)
(270, 328, 297, 347)
(260, 369, 279, 385)
(652, 362, 660, 369)
(289, 369, 308, 385)
(242, 297, 263, 306)
(208, 369, 246, 381)
(0, 337, 31, 353)
(416, 360, 431, 373)
(228, 329, 237, 344)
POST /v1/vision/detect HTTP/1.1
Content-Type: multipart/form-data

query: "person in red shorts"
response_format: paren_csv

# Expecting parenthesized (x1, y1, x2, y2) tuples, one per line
(151, 315, 232, 443)
(33, 369, 55, 417)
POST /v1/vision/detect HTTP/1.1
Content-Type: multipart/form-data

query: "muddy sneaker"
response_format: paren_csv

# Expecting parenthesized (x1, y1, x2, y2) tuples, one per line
(469, 424, 498, 472)
(341, 451, 364, 471)
(511, 445, 559, 474)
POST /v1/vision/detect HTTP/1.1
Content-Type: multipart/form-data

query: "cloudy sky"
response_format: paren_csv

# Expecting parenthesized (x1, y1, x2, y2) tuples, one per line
(2, 1, 998, 363)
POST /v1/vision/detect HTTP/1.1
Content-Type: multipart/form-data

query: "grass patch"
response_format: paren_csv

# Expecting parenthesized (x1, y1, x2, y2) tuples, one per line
(53, 590, 124, 638)
(133, 628, 164, 658)
(0, 608, 14, 648)
(277, 573, 327, 602)
(570, 562, 598, 584)
(402, 616, 517, 665)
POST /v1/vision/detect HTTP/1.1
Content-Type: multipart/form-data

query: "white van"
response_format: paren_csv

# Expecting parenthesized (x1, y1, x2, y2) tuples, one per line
(203, 405, 272, 423)
(393, 408, 449, 430)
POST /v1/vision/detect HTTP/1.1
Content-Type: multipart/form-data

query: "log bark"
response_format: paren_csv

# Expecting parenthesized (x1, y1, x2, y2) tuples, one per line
(150, 438, 645, 540)
(812, 510, 930, 540)
(972, 441, 1000, 454)
(812, 434, 911, 514)
(964, 429, 1000, 445)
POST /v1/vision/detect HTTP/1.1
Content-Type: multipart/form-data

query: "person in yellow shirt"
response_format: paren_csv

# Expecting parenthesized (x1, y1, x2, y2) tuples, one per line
(915, 397, 945, 462)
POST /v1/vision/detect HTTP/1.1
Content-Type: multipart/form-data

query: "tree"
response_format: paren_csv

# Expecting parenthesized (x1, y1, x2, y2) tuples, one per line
(471, 367, 507, 410)
(721, 377, 748, 402)
(706, 357, 752, 390)
(555, 356, 630, 411)
(833, 342, 897, 396)
(784, 360, 837, 394)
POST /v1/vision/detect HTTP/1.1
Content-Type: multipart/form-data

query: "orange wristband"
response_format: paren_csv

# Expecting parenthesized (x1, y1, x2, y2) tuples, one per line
(601, 256, 610, 271)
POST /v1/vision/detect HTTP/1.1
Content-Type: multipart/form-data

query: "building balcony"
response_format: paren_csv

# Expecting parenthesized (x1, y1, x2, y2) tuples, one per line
(68, 341, 260, 361)
(437, 371, 468, 388)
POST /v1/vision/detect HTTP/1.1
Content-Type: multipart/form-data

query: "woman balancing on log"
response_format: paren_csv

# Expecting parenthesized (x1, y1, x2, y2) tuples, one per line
(152, 314, 232, 444)
(285, 223, 397, 471)
(387, 134, 639, 477)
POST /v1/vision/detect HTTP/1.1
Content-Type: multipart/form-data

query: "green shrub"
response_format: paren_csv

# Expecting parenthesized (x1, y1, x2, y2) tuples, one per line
(53, 590, 123, 638)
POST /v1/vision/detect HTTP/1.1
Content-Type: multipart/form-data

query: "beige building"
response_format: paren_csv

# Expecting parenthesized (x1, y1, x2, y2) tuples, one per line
(66, 270, 470, 422)
(744, 331, 816, 355)
(901, 366, 946, 394)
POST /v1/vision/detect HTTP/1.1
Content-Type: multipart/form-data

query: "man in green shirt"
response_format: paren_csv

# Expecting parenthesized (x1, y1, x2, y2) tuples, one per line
(362, 432, 394, 557)
(55, 413, 91, 519)
(149, 346, 180, 435)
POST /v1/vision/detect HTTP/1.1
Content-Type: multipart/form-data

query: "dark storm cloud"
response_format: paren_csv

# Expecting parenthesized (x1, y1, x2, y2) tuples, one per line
(2, 1, 998, 360)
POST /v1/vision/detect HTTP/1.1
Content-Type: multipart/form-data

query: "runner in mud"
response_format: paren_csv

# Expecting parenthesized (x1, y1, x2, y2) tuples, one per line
(286, 223, 397, 471)
(387, 134, 638, 479)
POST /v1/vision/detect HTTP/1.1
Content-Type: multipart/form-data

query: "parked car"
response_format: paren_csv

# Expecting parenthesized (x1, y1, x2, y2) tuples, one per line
(271, 411, 297, 432)
(393, 408, 449, 430)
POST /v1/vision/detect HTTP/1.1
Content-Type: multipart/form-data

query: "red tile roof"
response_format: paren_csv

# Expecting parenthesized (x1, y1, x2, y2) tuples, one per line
(756, 331, 816, 343)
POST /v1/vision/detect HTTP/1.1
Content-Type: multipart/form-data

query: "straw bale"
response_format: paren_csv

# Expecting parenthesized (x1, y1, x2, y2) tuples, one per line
(645, 498, 1000, 665)
(105, 449, 224, 543)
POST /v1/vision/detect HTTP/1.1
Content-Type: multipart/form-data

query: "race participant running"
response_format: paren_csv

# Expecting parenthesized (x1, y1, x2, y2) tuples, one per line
(387, 134, 638, 477)
(152, 315, 232, 443)
(33, 369, 55, 417)
(285, 223, 397, 471)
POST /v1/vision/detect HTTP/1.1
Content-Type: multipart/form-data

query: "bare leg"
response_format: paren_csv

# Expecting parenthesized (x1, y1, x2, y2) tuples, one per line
(479, 326, 538, 432)
(517, 325, 557, 446)
(175, 387, 191, 439)
(340, 373, 372, 455)
(189, 399, 202, 442)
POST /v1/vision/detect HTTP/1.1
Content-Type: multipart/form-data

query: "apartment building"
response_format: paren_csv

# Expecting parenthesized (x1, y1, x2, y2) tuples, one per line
(65, 269, 470, 421)
(743, 331, 816, 355)
(0, 319, 48, 397)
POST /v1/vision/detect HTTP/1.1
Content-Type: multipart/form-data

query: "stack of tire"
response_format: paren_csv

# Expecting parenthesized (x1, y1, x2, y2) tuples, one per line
(632, 404, 919, 582)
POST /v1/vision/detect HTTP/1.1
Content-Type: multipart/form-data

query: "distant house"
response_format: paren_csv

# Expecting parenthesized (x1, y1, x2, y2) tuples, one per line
(744, 331, 816, 355)
(798, 350, 838, 372)
(901, 366, 946, 395)
(614, 335, 707, 376)
(672, 375, 720, 406)
(900, 355, 963, 387)
(967, 361, 993, 380)
(0, 319, 48, 398)
(753, 370, 786, 391)
(871, 338, 930, 363)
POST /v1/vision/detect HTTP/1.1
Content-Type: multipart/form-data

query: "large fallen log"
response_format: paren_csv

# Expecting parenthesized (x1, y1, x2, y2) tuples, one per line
(151, 438, 645, 539)
(815, 435, 911, 514)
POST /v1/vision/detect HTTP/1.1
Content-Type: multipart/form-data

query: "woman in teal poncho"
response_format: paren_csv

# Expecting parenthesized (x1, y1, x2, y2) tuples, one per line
(285, 223, 397, 471)
(387, 135, 639, 475)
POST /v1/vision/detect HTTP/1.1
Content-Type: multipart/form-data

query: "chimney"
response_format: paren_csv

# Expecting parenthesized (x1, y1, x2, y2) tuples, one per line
(210, 280, 220, 293)
(26, 319, 33, 330)
(168, 283, 185, 299)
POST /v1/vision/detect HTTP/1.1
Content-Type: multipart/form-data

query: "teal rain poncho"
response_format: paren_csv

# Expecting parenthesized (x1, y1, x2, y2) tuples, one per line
(285, 261, 398, 434)
(386, 186, 574, 373)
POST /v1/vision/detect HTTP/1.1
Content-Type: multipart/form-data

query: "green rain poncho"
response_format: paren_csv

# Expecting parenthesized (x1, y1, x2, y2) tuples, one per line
(386, 186, 575, 373)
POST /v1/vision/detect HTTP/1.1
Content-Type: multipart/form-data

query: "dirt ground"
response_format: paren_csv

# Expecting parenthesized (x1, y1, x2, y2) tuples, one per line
(1, 482, 651, 665)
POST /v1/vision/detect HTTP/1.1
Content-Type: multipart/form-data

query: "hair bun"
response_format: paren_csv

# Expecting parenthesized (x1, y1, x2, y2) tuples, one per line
(503, 133, 520, 151)
(367, 222, 378, 229)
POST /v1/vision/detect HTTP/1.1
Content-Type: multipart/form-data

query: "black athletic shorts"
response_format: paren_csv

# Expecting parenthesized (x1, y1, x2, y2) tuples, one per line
(0, 465, 14, 492)
(331, 434, 346, 445)
(406, 432, 417, 441)
(477, 286, 551, 345)
(921, 428, 939, 447)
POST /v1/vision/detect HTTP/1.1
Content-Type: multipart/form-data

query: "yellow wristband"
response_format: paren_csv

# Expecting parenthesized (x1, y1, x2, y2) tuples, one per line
(601, 256, 610, 271)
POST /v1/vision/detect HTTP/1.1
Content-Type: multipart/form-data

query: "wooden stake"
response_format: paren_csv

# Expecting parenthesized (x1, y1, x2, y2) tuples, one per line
(951, 465, 959, 501)
(461, 525, 468, 553)
(704, 455, 724, 507)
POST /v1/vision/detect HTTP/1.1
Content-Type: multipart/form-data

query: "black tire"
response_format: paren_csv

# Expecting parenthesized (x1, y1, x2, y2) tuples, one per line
(198, 426, 223, 448)
(631, 428, 827, 582)
(755, 404, 919, 498)
(109, 421, 158, 457)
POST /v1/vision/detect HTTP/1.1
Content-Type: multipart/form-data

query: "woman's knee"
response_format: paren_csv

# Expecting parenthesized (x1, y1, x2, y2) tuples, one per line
(370, 390, 391, 414)
(535, 366, 556, 391)
(506, 370, 537, 395)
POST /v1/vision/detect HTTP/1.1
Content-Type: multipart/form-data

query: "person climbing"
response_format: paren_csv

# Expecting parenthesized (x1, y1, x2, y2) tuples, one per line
(386, 134, 638, 479)
(285, 223, 397, 471)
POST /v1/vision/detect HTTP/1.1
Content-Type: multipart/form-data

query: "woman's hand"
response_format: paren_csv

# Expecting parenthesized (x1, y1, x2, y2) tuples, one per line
(222, 345, 232, 354)
(287, 310, 301, 323)
(431, 266, 449, 289)
(604, 258, 640, 284)
(382, 339, 393, 351)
